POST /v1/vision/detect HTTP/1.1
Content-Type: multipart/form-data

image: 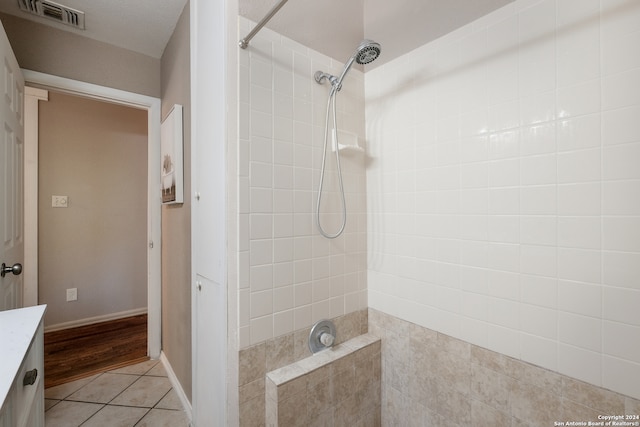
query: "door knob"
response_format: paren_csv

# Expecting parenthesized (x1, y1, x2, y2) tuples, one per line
(1, 262, 22, 278)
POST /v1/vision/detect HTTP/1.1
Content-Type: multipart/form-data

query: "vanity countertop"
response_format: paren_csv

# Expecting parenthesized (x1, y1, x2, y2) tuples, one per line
(0, 305, 46, 407)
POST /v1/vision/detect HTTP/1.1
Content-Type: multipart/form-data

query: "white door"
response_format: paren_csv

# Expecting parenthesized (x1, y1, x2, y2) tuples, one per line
(0, 21, 24, 311)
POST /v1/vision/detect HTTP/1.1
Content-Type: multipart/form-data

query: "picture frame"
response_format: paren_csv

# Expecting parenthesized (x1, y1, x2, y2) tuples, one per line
(161, 104, 183, 204)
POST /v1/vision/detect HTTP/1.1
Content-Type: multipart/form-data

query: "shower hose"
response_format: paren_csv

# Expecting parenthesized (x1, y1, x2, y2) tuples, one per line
(316, 85, 347, 239)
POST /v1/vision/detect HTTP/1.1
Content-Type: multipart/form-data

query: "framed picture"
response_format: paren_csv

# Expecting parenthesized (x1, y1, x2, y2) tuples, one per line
(161, 104, 183, 204)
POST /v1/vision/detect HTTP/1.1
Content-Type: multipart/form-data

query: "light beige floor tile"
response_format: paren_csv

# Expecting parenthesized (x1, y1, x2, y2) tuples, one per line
(66, 373, 138, 404)
(146, 361, 168, 377)
(156, 388, 183, 410)
(81, 404, 149, 427)
(45, 374, 101, 400)
(110, 376, 172, 407)
(136, 409, 190, 427)
(44, 399, 60, 411)
(109, 359, 159, 376)
(44, 400, 103, 427)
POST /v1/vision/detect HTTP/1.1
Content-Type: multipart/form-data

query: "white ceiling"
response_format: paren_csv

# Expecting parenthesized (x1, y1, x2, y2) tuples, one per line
(0, 0, 515, 64)
(240, 0, 515, 68)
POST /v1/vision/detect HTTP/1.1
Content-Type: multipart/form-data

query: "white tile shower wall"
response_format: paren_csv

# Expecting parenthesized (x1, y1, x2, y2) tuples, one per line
(238, 17, 368, 348)
(366, 0, 640, 400)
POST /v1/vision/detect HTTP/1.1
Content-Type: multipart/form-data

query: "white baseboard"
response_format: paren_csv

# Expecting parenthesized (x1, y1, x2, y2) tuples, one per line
(44, 307, 148, 333)
(160, 351, 192, 421)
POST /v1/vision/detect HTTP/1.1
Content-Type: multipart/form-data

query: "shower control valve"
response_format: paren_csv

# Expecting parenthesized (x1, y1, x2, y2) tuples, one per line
(309, 319, 337, 353)
(319, 332, 335, 347)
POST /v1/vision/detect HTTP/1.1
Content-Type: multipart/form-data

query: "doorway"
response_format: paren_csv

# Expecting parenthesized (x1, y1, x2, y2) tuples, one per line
(23, 70, 162, 359)
(38, 90, 148, 329)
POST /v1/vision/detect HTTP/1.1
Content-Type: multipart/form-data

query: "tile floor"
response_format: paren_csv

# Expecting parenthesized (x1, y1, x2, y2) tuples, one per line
(44, 359, 190, 427)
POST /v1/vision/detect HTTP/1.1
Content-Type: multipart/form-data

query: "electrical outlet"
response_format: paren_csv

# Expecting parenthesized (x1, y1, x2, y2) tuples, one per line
(52, 195, 69, 208)
(66, 288, 77, 302)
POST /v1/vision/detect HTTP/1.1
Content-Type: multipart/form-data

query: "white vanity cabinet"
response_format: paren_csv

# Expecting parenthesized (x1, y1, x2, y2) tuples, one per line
(0, 305, 46, 427)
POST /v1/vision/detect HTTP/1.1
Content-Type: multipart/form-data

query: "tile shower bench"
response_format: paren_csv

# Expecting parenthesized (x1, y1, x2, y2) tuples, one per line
(265, 333, 381, 426)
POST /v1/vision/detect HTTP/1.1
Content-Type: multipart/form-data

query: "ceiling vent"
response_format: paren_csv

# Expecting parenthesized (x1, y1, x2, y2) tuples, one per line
(17, 0, 85, 30)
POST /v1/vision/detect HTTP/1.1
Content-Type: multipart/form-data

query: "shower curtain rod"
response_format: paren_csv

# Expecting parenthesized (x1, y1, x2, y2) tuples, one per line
(239, 0, 289, 49)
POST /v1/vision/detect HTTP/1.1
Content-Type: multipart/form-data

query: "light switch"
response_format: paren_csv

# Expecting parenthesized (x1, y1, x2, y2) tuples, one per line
(52, 195, 69, 208)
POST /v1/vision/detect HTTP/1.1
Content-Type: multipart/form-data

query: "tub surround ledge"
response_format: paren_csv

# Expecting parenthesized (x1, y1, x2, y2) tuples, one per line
(266, 333, 381, 427)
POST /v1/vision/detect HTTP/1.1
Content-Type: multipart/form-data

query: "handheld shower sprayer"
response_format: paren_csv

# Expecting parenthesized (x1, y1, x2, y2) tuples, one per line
(314, 40, 381, 239)
(314, 39, 381, 91)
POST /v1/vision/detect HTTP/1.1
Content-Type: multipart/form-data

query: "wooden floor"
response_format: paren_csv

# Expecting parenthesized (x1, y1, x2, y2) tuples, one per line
(44, 314, 148, 389)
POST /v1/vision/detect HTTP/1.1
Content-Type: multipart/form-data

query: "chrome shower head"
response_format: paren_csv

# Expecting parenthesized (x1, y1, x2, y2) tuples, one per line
(335, 39, 381, 86)
(355, 39, 381, 65)
(315, 39, 382, 91)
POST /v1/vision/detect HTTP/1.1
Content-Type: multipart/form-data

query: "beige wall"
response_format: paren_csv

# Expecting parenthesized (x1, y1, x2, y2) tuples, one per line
(160, 2, 192, 402)
(38, 91, 148, 327)
(0, 13, 160, 98)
